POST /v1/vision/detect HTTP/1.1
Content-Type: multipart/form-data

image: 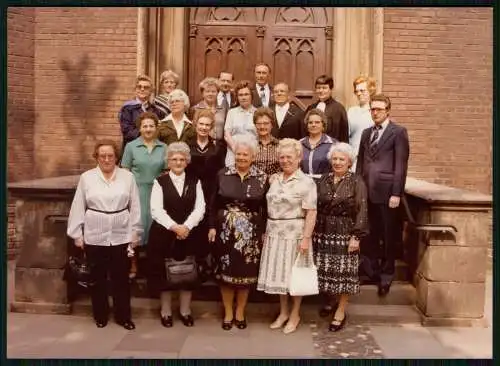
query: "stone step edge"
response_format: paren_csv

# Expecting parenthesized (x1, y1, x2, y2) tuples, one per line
(71, 298, 422, 325)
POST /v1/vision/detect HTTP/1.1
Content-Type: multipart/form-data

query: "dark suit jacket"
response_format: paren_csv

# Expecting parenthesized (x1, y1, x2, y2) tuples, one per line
(356, 120, 410, 204)
(305, 97, 348, 142)
(251, 84, 275, 108)
(271, 102, 305, 140)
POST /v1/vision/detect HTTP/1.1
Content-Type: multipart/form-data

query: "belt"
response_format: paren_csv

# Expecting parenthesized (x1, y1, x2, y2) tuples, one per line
(87, 207, 128, 214)
(268, 217, 305, 221)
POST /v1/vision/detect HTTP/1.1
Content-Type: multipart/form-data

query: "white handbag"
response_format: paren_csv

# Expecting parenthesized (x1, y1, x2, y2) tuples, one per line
(289, 251, 319, 296)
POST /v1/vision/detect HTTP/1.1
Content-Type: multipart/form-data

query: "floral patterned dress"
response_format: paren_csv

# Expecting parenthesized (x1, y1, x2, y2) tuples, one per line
(208, 165, 268, 287)
(257, 170, 317, 295)
(313, 171, 369, 295)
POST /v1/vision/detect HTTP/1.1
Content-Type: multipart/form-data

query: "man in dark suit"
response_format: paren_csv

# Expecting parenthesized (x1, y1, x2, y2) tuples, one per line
(251, 63, 274, 108)
(304, 75, 348, 142)
(271, 82, 305, 140)
(217, 71, 236, 117)
(356, 94, 410, 296)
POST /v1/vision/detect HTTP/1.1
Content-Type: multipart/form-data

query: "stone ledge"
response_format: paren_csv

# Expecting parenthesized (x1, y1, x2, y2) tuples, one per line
(405, 177, 492, 207)
(10, 301, 71, 315)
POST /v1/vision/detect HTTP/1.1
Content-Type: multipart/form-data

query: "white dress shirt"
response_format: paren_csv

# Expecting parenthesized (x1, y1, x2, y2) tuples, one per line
(217, 91, 231, 108)
(67, 167, 142, 246)
(275, 102, 290, 128)
(150, 171, 205, 231)
(316, 102, 326, 112)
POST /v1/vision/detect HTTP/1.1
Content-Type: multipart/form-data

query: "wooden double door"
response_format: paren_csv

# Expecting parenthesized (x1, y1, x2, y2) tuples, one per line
(188, 7, 333, 107)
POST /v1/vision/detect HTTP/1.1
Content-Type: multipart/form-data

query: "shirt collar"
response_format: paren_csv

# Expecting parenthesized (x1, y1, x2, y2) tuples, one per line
(96, 165, 117, 182)
(164, 113, 191, 124)
(169, 170, 186, 181)
(136, 136, 163, 147)
(276, 102, 290, 110)
(259, 136, 279, 146)
(225, 164, 265, 178)
(279, 168, 304, 183)
(256, 83, 269, 92)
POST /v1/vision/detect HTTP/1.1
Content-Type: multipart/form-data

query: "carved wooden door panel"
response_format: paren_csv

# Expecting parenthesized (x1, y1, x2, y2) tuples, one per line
(188, 25, 258, 103)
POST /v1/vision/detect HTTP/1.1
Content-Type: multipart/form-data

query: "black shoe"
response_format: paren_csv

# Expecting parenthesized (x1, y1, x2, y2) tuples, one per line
(180, 314, 194, 327)
(161, 315, 173, 328)
(329, 314, 347, 332)
(222, 319, 233, 331)
(234, 318, 247, 329)
(117, 320, 136, 330)
(378, 283, 391, 297)
(95, 320, 108, 328)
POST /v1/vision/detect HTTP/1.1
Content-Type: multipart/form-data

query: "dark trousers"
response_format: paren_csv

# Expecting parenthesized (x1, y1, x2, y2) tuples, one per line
(85, 243, 131, 323)
(361, 201, 403, 286)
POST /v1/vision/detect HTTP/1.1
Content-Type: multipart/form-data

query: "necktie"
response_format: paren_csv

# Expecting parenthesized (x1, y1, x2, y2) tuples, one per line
(370, 125, 382, 146)
(221, 93, 230, 110)
(260, 86, 266, 106)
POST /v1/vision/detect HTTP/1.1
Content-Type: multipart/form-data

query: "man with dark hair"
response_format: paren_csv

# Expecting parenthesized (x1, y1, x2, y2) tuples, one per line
(304, 75, 348, 142)
(217, 71, 235, 115)
(356, 93, 410, 297)
(252, 63, 274, 108)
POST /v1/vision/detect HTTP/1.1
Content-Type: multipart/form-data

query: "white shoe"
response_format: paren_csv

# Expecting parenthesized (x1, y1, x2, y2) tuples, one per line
(270, 315, 289, 329)
(283, 318, 300, 334)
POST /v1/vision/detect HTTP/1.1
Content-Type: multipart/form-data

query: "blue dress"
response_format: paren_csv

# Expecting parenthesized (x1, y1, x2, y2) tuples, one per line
(121, 137, 167, 246)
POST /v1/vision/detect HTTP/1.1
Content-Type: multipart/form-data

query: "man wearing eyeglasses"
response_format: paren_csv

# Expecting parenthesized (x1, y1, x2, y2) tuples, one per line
(118, 75, 166, 154)
(356, 94, 409, 297)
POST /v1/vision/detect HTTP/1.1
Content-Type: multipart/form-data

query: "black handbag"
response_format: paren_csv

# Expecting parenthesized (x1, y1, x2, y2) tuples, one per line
(65, 253, 95, 288)
(164, 255, 199, 286)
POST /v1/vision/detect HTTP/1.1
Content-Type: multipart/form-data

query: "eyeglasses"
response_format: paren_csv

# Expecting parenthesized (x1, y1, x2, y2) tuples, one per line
(169, 157, 187, 162)
(370, 108, 387, 112)
(98, 154, 115, 161)
(136, 84, 151, 90)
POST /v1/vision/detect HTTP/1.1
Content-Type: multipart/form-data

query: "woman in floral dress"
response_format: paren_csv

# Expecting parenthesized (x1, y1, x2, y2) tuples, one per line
(208, 134, 268, 331)
(257, 138, 317, 334)
(313, 142, 368, 332)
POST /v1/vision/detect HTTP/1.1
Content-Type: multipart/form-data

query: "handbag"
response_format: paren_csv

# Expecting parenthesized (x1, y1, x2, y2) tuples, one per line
(65, 252, 95, 289)
(289, 251, 319, 296)
(164, 255, 199, 286)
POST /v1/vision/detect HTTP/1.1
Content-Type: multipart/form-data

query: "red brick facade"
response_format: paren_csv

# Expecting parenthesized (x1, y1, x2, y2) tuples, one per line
(7, 8, 493, 258)
(383, 8, 493, 194)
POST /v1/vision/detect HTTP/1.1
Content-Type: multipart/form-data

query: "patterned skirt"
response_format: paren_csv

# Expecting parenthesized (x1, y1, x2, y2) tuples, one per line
(313, 231, 360, 296)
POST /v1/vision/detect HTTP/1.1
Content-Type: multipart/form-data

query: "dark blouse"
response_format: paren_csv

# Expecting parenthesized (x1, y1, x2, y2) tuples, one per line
(187, 138, 226, 203)
(254, 137, 280, 176)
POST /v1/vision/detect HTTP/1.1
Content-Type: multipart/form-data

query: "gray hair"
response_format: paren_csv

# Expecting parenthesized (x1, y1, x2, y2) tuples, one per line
(327, 142, 356, 166)
(233, 134, 259, 157)
(199, 77, 220, 93)
(169, 89, 190, 110)
(278, 138, 302, 159)
(166, 141, 191, 164)
(159, 69, 180, 86)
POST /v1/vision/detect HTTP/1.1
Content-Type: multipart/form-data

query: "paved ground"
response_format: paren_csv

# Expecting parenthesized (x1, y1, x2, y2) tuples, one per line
(6, 261, 493, 359)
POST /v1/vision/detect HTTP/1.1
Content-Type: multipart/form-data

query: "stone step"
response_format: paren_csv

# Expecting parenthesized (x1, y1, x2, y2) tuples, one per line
(70, 296, 422, 325)
(127, 280, 416, 306)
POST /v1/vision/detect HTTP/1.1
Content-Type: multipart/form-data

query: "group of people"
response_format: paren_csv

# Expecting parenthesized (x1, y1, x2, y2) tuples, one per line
(66, 63, 410, 335)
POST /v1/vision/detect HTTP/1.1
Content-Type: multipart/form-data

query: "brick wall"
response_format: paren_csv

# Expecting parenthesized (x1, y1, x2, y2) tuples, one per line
(33, 7, 138, 178)
(7, 8, 36, 259)
(383, 8, 493, 194)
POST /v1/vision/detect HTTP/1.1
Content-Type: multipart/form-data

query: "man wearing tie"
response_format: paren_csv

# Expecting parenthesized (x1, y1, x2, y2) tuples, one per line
(217, 71, 235, 116)
(272, 82, 304, 140)
(356, 94, 409, 297)
(252, 63, 274, 108)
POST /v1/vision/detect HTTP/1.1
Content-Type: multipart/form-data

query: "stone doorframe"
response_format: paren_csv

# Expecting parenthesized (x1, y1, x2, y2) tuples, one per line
(136, 7, 384, 107)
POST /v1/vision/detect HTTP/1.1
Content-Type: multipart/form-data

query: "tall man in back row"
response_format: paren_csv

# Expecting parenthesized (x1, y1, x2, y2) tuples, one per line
(356, 94, 409, 297)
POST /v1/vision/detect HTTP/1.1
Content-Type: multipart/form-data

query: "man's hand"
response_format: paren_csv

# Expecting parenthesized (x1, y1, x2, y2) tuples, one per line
(389, 195, 400, 208)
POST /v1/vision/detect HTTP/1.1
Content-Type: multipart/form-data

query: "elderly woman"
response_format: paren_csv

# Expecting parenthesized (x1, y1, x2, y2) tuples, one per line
(67, 139, 141, 330)
(147, 142, 206, 328)
(300, 109, 337, 179)
(253, 107, 280, 176)
(121, 112, 167, 278)
(119, 75, 165, 153)
(190, 77, 226, 144)
(257, 138, 317, 334)
(158, 89, 196, 145)
(187, 110, 226, 272)
(208, 135, 268, 330)
(313, 142, 368, 332)
(224, 80, 258, 166)
(154, 69, 180, 116)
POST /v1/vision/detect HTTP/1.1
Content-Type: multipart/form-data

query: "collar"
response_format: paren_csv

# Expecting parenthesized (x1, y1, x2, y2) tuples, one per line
(136, 97, 149, 107)
(302, 133, 334, 149)
(279, 168, 304, 183)
(256, 83, 269, 91)
(225, 164, 265, 178)
(236, 105, 256, 114)
(276, 102, 290, 110)
(96, 165, 117, 182)
(163, 113, 191, 124)
(169, 170, 186, 181)
(258, 136, 279, 146)
(317, 97, 333, 105)
(375, 118, 390, 130)
(136, 137, 163, 147)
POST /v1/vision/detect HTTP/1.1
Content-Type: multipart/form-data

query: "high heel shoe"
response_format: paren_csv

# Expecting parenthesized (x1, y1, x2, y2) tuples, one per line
(329, 313, 347, 332)
(234, 318, 247, 329)
(283, 317, 300, 334)
(221, 319, 233, 331)
(161, 315, 173, 328)
(270, 315, 289, 329)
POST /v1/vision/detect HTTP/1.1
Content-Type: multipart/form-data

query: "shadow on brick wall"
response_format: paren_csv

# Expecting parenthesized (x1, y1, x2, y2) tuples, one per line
(59, 54, 117, 174)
